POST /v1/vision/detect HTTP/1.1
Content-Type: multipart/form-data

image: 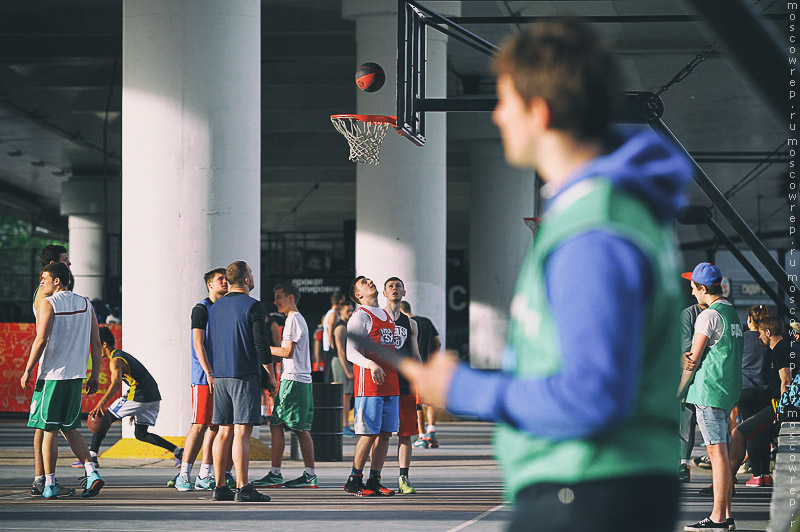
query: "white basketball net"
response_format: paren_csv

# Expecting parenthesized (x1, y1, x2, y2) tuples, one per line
(331, 116, 392, 165)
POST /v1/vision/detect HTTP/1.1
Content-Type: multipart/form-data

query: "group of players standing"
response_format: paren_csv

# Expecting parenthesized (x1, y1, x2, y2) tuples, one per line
(21, 244, 441, 502)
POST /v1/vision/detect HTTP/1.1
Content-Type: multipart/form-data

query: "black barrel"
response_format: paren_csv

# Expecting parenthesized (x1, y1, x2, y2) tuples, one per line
(290, 382, 343, 462)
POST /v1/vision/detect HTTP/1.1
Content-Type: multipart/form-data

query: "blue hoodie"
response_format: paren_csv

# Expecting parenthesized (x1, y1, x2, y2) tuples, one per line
(447, 127, 692, 440)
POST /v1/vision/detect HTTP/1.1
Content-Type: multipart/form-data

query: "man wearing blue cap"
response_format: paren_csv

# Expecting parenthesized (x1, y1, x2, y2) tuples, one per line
(681, 262, 744, 531)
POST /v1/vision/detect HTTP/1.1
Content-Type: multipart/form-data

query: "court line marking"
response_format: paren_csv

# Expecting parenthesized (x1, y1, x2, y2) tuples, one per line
(445, 503, 508, 532)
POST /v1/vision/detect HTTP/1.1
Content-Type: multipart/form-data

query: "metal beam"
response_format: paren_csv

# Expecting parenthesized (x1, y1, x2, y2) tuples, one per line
(653, 118, 799, 301)
(684, 0, 792, 119)
(449, 14, 787, 24)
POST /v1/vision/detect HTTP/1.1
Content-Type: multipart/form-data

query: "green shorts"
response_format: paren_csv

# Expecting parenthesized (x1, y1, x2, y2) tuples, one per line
(268, 379, 314, 431)
(27, 379, 83, 431)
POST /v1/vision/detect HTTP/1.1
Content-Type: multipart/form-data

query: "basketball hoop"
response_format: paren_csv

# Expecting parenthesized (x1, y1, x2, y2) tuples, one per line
(330, 114, 396, 165)
(523, 217, 541, 237)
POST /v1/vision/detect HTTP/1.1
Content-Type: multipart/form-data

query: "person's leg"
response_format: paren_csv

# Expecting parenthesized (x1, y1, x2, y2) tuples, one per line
(679, 402, 696, 462)
(399, 436, 412, 468)
(370, 431, 392, 471)
(297, 430, 315, 468)
(707, 442, 732, 522)
(34, 429, 45, 477)
(183, 424, 207, 467)
(213, 425, 233, 485)
(232, 423, 253, 488)
(270, 424, 285, 469)
(343, 393, 352, 428)
(201, 425, 216, 466)
(134, 423, 179, 454)
(62, 427, 92, 464)
(42, 429, 58, 476)
(353, 434, 378, 470)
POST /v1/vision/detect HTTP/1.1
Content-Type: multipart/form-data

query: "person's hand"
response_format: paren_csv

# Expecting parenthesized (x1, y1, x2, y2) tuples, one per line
(345, 369, 353, 380)
(207, 374, 215, 394)
(369, 362, 386, 385)
(20, 369, 31, 390)
(267, 374, 278, 394)
(400, 351, 459, 408)
(85, 376, 100, 395)
(89, 405, 105, 418)
(682, 352, 696, 372)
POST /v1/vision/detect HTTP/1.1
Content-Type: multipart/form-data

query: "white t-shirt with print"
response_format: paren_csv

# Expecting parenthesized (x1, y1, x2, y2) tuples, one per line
(281, 311, 312, 383)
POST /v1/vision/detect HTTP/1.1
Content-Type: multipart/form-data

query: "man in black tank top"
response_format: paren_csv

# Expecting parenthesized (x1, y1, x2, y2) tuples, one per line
(380, 277, 422, 494)
(89, 327, 183, 463)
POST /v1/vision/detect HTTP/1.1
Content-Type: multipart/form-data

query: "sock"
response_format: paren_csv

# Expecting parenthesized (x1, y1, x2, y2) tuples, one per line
(84, 461, 96, 476)
(351, 468, 363, 476)
(304, 467, 316, 477)
(180, 462, 192, 476)
(270, 467, 281, 476)
(89, 451, 98, 459)
(400, 468, 409, 477)
(45, 473, 55, 487)
(418, 433, 426, 438)
(427, 425, 436, 433)
(199, 463, 211, 478)
(681, 459, 690, 465)
(369, 469, 381, 479)
(34, 475, 44, 483)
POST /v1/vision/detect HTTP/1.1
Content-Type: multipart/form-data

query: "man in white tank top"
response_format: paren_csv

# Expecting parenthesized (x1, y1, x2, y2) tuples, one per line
(321, 292, 342, 382)
(20, 262, 105, 500)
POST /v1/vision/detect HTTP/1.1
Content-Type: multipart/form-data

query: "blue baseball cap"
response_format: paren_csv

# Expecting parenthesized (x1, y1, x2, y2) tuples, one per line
(681, 262, 722, 286)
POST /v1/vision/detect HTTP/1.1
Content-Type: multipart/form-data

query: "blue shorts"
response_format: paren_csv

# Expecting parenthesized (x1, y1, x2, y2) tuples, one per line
(695, 405, 732, 446)
(354, 396, 399, 435)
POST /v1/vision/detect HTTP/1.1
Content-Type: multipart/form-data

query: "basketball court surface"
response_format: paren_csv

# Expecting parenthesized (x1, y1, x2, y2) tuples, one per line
(0, 420, 771, 531)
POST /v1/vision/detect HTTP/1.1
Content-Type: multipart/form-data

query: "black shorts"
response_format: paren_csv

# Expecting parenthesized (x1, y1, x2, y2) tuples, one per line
(509, 474, 678, 532)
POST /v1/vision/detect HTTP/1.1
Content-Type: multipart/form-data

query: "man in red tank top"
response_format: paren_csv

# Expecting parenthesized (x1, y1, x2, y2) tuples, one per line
(343, 276, 400, 497)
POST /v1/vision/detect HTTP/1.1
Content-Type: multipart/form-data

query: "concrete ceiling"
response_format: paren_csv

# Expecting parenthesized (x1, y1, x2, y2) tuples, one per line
(0, 0, 792, 256)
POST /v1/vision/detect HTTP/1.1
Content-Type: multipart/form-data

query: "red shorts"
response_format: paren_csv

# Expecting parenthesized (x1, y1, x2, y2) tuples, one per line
(398, 393, 418, 437)
(191, 384, 214, 425)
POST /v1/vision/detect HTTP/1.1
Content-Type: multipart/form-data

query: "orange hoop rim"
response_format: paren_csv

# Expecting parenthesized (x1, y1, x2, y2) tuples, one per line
(331, 114, 397, 125)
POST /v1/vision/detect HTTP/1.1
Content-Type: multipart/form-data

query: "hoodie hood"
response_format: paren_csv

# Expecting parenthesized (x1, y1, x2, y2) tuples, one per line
(550, 126, 693, 223)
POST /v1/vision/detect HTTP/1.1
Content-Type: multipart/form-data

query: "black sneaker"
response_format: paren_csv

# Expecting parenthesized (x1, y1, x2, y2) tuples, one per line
(693, 454, 713, 470)
(344, 474, 375, 497)
(683, 516, 728, 531)
(365, 475, 395, 496)
(235, 484, 271, 502)
(725, 517, 736, 530)
(211, 485, 235, 501)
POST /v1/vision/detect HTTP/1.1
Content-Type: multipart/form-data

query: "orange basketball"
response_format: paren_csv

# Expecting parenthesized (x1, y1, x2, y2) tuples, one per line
(355, 62, 385, 93)
(87, 411, 112, 434)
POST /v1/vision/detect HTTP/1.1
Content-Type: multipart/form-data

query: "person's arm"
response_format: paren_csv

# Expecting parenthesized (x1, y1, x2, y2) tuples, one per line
(346, 312, 385, 384)
(20, 298, 55, 389)
(248, 302, 271, 366)
(269, 321, 281, 347)
(440, 231, 656, 440)
(90, 358, 124, 416)
(192, 328, 214, 392)
(334, 325, 352, 379)
(325, 311, 338, 348)
(779, 367, 792, 397)
(271, 341, 296, 359)
(86, 307, 102, 394)
(409, 319, 423, 363)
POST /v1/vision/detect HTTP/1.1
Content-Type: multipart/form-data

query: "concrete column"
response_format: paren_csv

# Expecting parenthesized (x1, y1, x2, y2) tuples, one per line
(122, 0, 261, 437)
(468, 140, 534, 369)
(342, 0, 458, 343)
(60, 174, 121, 301)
